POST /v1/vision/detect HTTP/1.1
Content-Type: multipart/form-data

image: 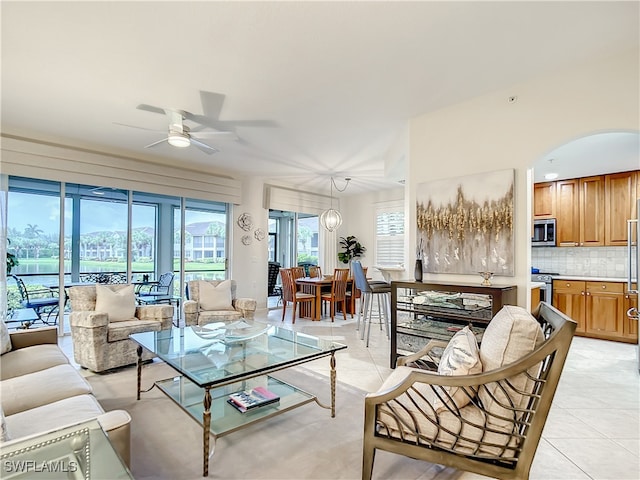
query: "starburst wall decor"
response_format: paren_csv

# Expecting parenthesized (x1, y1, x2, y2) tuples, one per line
(416, 169, 514, 276)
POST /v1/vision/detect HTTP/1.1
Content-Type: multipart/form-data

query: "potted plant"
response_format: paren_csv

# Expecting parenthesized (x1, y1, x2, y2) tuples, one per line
(338, 235, 366, 265)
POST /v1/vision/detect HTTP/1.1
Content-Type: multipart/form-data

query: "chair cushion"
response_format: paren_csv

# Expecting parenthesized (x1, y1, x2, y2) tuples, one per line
(199, 280, 234, 311)
(0, 364, 92, 416)
(95, 284, 136, 322)
(107, 318, 164, 342)
(377, 366, 519, 458)
(479, 305, 545, 428)
(0, 344, 70, 381)
(434, 326, 482, 411)
(198, 310, 242, 324)
(0, 319, 11, 355)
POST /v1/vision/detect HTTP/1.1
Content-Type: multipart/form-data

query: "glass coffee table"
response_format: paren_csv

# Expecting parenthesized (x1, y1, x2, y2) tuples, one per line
(130, 321, 347, 477)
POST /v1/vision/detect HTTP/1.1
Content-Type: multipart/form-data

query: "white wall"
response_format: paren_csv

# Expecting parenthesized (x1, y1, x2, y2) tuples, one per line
(341, 49, 640, 307)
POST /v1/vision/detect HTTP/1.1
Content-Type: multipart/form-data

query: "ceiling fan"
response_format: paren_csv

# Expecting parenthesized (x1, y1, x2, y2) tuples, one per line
(115, 108, 235, 155)
(116, 91, 276, 155)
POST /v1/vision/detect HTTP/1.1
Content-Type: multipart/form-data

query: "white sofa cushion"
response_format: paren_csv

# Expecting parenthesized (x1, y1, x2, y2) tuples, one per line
(0, 344, 70, 381)
(434, 326, 482, 411)
(479, 305, 545, 428)
(95, 284, 136, 322)
(0, 364, 92, 416)
(4, 394, 104, 440)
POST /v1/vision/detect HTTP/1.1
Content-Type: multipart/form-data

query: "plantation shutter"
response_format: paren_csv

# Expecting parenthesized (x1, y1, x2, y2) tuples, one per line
(375, 205, 404, 265)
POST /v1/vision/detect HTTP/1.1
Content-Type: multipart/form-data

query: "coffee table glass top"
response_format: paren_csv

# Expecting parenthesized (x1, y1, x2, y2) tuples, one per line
(130, 321, 347, 388)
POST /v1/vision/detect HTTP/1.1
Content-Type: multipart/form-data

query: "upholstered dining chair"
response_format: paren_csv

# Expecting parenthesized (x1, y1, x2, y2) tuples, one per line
(280, 268, 315, 324)
(321, 268, 349, 321)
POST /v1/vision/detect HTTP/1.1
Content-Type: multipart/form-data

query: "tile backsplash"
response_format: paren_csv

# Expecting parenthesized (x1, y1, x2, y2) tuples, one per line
(531, 246, 636, 279)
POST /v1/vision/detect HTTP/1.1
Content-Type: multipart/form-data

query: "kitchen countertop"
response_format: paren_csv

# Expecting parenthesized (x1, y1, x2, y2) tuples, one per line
(552, 275, 636, 283)
(530, 281, 545, 289)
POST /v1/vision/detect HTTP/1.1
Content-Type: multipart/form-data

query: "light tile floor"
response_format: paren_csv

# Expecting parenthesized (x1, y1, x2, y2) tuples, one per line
(59, 305, 639, 479)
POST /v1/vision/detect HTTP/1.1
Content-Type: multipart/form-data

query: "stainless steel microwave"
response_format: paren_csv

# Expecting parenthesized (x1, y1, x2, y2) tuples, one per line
(532, 219, 556, 246)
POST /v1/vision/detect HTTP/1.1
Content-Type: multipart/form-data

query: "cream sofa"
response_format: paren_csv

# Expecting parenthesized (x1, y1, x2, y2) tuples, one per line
(68, 284, 173, 372)
(0, 326, 132, 466)
(184, 280, 257, 326)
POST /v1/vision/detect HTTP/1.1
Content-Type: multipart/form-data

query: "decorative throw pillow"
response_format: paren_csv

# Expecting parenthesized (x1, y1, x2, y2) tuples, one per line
(199, 280, 234, 311)
(0, 319, 11, 355)
(434, 326, 482, 412)
(479, 305, 545, 427)
(95, 284, 136, 322)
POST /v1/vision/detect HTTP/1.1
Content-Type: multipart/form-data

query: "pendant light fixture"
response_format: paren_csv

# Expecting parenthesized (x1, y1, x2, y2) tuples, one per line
(320, 177, 351, 232)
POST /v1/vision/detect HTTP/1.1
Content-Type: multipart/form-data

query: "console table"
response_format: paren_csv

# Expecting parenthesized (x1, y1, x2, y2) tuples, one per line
(390, 280, 517, 368)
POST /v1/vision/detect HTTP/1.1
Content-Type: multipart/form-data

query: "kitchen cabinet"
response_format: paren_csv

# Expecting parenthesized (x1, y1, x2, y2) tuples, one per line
(552, 280, 586, 333)
(579, 176, 605, 246)
(605, 171, 637, 246)
(389, 281, 517, 368)
(533, 182, 556, 219)
(553, 279, 635, 343)
(623, 284, 638, 340)
(536, 171, 638, 247)
(555, 179, 581, 246)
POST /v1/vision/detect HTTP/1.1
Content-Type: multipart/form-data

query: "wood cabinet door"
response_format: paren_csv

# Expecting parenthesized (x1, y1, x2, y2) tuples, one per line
(533, 182, 556, 219)
(553, 280, 586, 333)
(605, 171, 637, 246)
(623, 285, 638, 341)
(580, 176, 605, 246)
(586, 282, 624, 338)
(556, 179, 580, 246)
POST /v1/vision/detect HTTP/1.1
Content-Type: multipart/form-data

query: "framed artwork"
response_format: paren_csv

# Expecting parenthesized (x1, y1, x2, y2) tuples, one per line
(416, 169, 514, 276)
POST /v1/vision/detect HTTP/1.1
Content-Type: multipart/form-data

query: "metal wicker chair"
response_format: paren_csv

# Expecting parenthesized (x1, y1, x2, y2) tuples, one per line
(10, 275, 60, 325)
(362, 302, 577, 480)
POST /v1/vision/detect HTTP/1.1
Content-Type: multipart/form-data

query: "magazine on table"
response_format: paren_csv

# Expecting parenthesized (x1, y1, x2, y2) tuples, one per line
(228, 386, 280, 413)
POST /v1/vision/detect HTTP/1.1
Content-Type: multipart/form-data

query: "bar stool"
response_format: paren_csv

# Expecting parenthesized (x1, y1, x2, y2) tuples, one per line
(351, 261, 391, 347)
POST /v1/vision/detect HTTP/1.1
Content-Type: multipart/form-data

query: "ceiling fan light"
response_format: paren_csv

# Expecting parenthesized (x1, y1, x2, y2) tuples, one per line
(168, 132, 190, 148)
(320, 208, 342, 232)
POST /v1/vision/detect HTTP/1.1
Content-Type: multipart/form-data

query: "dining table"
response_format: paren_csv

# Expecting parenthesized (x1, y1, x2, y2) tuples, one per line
(295, 276, 355, 321)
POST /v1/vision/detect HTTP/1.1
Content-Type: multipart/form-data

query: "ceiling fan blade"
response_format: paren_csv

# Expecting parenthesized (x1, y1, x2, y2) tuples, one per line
(185, 113, 277, 130)
(191, 130, 238, 140)
(199, 91, 226, 119)
(144, 138, 169, 148)
(190, 138, 219, 154)
(113, 122, 165, 133)
(136, 104, 167, 115)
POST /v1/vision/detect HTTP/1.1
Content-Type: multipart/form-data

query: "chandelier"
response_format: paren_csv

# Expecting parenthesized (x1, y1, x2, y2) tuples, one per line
(320, 177, 351, 232)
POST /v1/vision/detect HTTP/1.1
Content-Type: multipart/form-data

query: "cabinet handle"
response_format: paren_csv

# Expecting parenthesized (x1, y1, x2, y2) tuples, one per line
(602, 285, 606, 289)
(581, 291, 585, 296)
(586, 292, 590, 296)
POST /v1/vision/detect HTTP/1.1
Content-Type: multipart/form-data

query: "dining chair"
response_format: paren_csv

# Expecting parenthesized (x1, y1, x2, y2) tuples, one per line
(280, 268, 315, 324)
(351, 261, 391, 347)
(308, 265, 322, 278)
(320, 268, 349, 321)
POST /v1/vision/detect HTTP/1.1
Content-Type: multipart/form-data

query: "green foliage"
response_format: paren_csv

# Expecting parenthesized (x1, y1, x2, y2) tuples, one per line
(7, 239, 19, 275)
(297, 253, 318, 265)
(338, 236, 366, 264)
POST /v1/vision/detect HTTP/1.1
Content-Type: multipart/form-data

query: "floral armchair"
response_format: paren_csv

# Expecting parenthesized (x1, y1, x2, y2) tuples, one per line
(184, 280, 257, 326)
(68, 284, 173, 372)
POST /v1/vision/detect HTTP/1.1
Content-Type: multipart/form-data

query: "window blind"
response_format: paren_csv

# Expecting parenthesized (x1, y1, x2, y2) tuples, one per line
(375, 206, 404, 265)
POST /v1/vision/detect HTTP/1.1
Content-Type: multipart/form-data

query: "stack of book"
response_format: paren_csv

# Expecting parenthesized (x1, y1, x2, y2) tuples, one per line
(228, 386, 280, 413)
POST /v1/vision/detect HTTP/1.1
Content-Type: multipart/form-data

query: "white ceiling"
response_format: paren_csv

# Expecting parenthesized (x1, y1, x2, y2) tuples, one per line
(2, 2, 638, 195)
